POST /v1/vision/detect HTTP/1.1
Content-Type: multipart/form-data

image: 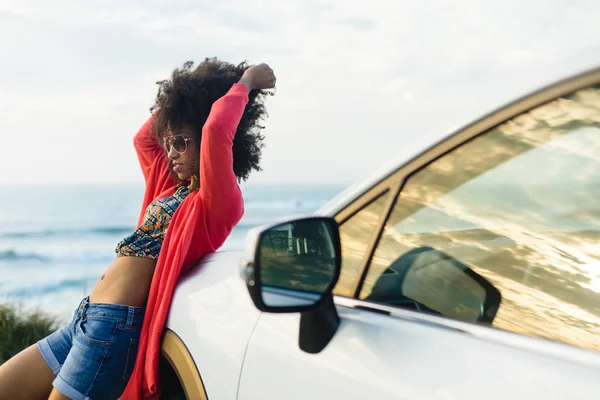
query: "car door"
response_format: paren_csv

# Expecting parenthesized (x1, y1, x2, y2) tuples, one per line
(237, 70, 600, 400)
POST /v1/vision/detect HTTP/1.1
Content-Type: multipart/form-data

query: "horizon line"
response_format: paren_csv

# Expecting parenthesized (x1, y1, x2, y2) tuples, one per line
(0, 180, 355, 188)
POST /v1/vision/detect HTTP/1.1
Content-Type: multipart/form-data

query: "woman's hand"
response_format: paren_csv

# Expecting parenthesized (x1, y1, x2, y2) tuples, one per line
(238, 63, 276, 91)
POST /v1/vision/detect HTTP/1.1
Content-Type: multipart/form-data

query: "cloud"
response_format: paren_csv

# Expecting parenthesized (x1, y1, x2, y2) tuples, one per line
(0, 0, 599, 185)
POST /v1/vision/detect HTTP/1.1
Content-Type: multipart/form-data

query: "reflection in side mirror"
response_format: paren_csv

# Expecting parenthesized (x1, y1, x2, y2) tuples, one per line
(367, 247, 501, 323)
(244, 217, 341, 313)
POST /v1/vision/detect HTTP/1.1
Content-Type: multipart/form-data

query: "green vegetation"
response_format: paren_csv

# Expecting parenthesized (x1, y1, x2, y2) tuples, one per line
(0, 304, 58, 364)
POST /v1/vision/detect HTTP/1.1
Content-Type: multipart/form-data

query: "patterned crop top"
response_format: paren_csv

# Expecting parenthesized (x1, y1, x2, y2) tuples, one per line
(115, 185, 189, 259)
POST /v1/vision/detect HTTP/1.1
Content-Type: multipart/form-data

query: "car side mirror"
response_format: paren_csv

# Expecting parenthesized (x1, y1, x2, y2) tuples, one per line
(242, 216, 341, 312)
(242, 216, 342, 353)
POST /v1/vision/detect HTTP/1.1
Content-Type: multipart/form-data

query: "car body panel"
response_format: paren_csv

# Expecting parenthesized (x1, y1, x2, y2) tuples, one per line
(238, 301, 600, 400)
(165, 251, 260, 400)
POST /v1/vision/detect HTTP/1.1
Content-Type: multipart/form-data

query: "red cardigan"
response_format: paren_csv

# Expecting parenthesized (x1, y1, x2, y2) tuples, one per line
(121, 84, 248, 400)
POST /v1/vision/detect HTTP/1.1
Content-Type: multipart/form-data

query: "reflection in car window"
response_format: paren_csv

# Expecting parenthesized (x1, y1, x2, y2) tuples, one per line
(360, 86, 600, 352)
(334, 192, 390, 297)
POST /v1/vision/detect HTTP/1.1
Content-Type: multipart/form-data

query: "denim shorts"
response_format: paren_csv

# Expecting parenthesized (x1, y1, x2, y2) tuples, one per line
(37, 296, 145, 400)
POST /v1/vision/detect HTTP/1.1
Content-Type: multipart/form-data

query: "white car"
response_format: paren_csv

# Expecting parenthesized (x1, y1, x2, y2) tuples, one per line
(159, 66, 600, 400)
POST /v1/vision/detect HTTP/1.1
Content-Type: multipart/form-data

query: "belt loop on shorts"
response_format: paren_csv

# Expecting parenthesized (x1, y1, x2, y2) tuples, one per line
(78, 296, 89, 313)
(126, 306, 135, 328)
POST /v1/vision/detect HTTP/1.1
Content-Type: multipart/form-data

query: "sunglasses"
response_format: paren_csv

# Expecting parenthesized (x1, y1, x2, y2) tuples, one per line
(163, 134, 192, 154)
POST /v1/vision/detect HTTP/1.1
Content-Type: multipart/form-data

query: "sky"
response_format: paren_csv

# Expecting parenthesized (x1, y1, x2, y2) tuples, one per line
(1, 0, 599, 186)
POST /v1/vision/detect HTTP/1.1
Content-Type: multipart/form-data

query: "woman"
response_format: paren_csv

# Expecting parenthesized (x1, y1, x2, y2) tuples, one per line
(0, 58, 276, 400)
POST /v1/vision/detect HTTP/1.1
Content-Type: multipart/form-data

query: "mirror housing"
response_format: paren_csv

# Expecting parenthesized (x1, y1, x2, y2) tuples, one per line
(241, 216, 342, 354)
(241, 216, 342, 313)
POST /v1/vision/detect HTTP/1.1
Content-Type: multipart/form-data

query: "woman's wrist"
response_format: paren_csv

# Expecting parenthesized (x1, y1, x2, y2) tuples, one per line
(237, 76, 254, 91)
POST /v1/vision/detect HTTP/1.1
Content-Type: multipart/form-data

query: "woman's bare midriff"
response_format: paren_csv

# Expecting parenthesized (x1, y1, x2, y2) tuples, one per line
(89, 256, 157, 307)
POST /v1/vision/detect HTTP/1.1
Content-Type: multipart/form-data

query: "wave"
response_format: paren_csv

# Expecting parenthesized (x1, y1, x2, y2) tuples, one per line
(0, 226, 135, 239)
(0, 249, 49, 262)
(0, 248, 114, 264)
(0, 226, 251, 263)
(6, 278, 90, 297)
(0, 200, 320, 240)
(0, 219, 290, 240)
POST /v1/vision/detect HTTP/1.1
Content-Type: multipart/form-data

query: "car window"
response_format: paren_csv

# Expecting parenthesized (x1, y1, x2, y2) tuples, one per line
(334, 191, 390, 297)
(359, 86, 600, 352)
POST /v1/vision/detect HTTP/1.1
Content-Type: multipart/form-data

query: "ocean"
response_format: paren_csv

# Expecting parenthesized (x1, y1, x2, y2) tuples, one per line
(0, 183, 347, 322)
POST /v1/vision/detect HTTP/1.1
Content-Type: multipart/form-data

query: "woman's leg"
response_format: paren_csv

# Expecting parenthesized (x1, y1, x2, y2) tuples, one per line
(0, 344, 55, 400)
(0, 301, 81, 400)
(48, 387, 71, 400)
